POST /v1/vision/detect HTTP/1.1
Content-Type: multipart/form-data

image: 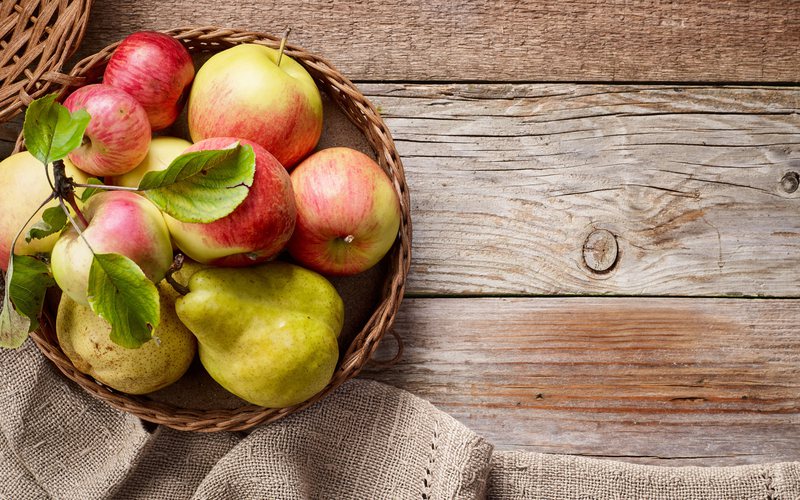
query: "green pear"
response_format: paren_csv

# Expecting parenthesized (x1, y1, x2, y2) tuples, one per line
(175, 261, 344, 408)
(56, 285, 197, 395)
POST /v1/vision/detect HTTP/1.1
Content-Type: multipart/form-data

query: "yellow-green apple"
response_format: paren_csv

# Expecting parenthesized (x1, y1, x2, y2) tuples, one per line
(103, 31, 194, 131)
(164, 137, 296, 266)
(64, 84, 151, 177)
(50, 191, 173, 306)
(187, 44, 322, 168)
(288, 147, 401, 275)
(112, 136, 191, 188)
(0, 152, 88, 270)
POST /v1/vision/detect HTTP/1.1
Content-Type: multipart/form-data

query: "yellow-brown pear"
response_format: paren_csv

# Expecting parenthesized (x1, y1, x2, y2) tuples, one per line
(56, 285, 196, 395)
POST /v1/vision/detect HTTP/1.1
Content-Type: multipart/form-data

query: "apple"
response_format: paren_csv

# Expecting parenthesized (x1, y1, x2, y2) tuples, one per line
(112, 136, 191, 188)
(164, 137, 296, 266)
(0, 152, 88, 270)
(50, 191, 173, 306)
(187, 44, 322, 168)
(64, 84, 151, 177)
(103, 31, 194, 131)
(288, 147, 401, 275)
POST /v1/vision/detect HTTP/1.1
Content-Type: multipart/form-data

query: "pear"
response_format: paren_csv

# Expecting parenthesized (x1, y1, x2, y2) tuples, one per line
(175, 261, 343, 408)
(56, 285, 197, 395)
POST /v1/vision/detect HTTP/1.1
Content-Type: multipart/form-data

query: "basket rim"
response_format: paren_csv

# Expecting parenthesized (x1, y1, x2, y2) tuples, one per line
(0, 0, 93, 123)
(26, 26, 412, 433)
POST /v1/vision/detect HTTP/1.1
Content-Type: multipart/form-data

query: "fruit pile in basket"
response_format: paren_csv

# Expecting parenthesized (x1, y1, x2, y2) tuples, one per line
(0, 31, 401, 409)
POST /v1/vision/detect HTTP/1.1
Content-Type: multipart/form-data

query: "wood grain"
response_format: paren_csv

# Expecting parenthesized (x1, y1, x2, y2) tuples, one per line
(3, 84, 799, 297)
(1, 0, 798, 472)
(363, 297, 800, 465)
(73, 0, 800, 83)
(361, 83, 800, 297)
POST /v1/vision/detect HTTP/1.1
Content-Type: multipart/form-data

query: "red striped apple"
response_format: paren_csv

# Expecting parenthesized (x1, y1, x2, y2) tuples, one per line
(187, 44, 322, 168)
(104, 31, 194, 131)
(288, 147, 401, 275)
(0, 152, 88, 271)
(50, 191, 173, 306)
(164, 137, 296, 266)
(64, 84, 151, 177)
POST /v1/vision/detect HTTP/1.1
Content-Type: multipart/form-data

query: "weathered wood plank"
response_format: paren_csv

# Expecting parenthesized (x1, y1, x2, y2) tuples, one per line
(75, 0, 800, 83)
(4, 84, 798, 296)
(362, 297, 800, 466)
(359, 84, 800, 297)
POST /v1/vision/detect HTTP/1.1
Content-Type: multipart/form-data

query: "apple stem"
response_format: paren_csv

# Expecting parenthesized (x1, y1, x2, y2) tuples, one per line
(164, 253, 190, 296)
(66, 193, 89, 229)
(276, 27, 292, 67)
(343, 234, 355, 244)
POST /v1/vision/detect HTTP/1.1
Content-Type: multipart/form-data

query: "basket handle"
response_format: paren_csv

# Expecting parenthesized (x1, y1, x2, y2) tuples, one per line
(368, 328, 404, 369)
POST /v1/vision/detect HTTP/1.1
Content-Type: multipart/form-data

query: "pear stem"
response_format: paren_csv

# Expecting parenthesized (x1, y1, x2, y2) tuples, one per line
(165, 253, 190, 296)
(276, 27, 291, 67)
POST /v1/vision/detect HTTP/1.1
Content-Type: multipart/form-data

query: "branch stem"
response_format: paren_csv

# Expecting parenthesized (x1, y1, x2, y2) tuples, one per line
(72, 182, 138, 192)
(5, 194, 55, 267)
(44, 163, 55, 192)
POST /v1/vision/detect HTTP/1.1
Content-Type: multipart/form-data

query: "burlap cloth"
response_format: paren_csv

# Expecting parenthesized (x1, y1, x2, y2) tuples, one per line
(1, 341, 798, 499)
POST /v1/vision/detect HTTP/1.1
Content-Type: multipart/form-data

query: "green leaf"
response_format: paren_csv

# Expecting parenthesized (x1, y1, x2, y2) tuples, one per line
(139, 143, 256, 223)
(87, 253, 160, 349)
(1, 259, 30, 348)
(7, 255, 54, 333)
(79, 178, 103, 202)
(1, 254, 54, 347)
(23, 94, 91, 166)
(25, 206, 68, 243)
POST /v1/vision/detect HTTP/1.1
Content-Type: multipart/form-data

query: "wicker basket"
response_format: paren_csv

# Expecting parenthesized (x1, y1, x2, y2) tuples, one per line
(20, 27, 412, 432)
(0, 0, 92, 122)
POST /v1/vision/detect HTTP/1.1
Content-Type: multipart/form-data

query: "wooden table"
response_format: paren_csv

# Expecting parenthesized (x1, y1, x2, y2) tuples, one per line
(2, 0, 799, 466)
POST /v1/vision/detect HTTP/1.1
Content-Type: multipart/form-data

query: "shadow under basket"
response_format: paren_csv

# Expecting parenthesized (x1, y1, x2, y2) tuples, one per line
(24, 27, 412, 432)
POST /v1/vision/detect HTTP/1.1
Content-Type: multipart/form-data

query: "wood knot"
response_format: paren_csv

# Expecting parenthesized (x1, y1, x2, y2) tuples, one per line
(780, 171, 799, 194)
(583, 229, 618, 273)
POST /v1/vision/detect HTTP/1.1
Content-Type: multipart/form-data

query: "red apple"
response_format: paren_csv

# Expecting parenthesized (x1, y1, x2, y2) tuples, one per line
(50, 191, 173, 306)
(104, 31, 194, 131)
(288, 147, 401, 275)
(187, 44, 322, 168)
(164, 137, 296, 266)
(64, 84, 151, 177)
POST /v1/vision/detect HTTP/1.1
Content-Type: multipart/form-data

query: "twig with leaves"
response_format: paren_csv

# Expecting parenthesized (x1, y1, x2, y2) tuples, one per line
(0, 93, 256, 349)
